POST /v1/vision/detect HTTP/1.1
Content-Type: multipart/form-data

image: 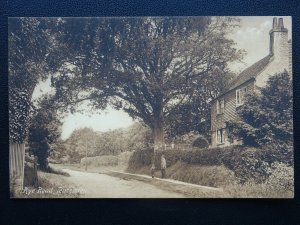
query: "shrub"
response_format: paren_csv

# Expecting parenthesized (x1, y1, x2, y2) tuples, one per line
(24, 162, 39, 187)
(224, 163, 294, 198)
(80, 155, 118, 167)
(230, 148, 271, 183)
(192, 136, 209, 148)
(127, 145, 246, 170)
(127, 148, 153, 171)
(153, 145, 246, 168)
(126, 145, 293, 185)
(118, 151, 133, 167)
(168, 161, 237, 187)
(257, 143, 294, 166)
(226, 72, 293, 159)
(265, 162, 294, 194)
(225, 148, 293, 184)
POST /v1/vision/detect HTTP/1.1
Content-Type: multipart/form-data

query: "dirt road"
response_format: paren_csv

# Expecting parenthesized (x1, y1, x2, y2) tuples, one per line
(62, 169, 184, 198)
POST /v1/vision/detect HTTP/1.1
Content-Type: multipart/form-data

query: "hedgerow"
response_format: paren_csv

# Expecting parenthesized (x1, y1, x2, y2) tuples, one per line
(127, 144, 292, 184)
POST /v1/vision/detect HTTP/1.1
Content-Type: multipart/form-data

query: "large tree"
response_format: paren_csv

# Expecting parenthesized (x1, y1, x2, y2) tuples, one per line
(52, 17, 243, 158)
(9, 18, 64, 143)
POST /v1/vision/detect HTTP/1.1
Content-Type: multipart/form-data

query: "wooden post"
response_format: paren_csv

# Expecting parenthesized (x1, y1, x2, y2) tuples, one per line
(21, 143, 25, 189)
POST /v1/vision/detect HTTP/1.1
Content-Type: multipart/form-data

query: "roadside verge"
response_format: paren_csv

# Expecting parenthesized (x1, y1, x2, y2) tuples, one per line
(105, 170, 224, 198)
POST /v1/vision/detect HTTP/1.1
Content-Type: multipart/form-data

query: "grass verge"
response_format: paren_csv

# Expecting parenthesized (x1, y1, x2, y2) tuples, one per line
(11, 171, 80, 198)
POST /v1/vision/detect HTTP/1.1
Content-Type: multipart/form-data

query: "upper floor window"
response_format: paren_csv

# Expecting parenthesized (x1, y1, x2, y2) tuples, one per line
(236, 86, 249, 106)
(217, 98, 224, 114)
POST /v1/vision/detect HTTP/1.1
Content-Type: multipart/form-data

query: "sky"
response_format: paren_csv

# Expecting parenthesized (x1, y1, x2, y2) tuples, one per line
(31, 16, 292, 140)
(229, 16, 291, 71)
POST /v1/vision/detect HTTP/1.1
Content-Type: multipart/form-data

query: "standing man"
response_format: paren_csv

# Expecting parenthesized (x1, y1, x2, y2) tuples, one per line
(161, 154, 167, 178)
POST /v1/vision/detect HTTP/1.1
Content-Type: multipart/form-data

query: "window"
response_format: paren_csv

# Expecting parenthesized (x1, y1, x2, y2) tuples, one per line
(236, 89, 242, 106)
(217, 98, 225, 114)
(236, 86, 249, 106)
(216, 128, 225, 144)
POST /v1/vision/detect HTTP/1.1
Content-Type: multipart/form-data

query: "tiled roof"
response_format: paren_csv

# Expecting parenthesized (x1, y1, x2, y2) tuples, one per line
(219, 54, 273, 97)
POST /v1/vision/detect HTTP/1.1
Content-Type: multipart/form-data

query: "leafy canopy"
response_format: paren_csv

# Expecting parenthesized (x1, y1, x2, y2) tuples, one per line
(9, 18, 64, 143)
(226, 71, 293, 163)
(51, 17, 244, 143)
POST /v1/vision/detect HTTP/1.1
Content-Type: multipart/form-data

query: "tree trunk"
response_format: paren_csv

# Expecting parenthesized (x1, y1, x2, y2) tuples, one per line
(153, 124, 164, 151)
(151, 119, 164, 164)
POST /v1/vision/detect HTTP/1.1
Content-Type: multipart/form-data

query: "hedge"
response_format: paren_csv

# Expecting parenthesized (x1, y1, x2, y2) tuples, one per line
(127, 145, 290, 183)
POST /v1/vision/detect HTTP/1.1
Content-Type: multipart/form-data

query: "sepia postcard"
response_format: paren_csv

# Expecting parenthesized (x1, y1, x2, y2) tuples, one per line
(9, 16, 293, 198)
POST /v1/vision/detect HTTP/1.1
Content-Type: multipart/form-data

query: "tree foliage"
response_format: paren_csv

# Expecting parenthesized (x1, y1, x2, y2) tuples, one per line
(226, 71, 293, 164)
(51, 17, 244, 149)
(9, 18, 64, 143)
(28, 95, 62, 170)
(63, 127, 98, 162)
(61, 123, 152, 163)
(9, 17, 245, 162)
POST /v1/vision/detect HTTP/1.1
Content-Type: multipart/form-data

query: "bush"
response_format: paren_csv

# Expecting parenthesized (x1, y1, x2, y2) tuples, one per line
(265, 162, 294, 194)
(127, 145, 245, 171)
(257, 144, 294, 166)
(226, 72, 293, 158)
(127, 148, 153, 171)
(153, 145, 246, 168)
(118, 151, 133, 167)
(223, 163, 294, 198)
(168, 161, 236, 187)
(24, 162, 38, 187)
(229, 148, 271, 183)
(192, 136, 209, 148)
(80, 155, 118, 167)
(127, 145, 293, 185)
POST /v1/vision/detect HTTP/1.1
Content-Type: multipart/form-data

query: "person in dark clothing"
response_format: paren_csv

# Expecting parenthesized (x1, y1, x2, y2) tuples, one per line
(150, 164, 155, 178)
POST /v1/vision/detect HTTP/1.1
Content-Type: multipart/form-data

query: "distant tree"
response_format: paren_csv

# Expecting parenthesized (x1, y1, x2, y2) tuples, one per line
(28, 95, 62, 170)
(226, 71, 293, 164)
(64, 127, 98, 162)
(63, 122, 152, 160)
(49, 138, 67, 163)
(52, 17, 244, 161)
(123, 122, 152, 151)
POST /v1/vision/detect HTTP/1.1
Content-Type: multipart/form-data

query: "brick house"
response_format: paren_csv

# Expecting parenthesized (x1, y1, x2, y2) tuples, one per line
(210, 17, 292, 147)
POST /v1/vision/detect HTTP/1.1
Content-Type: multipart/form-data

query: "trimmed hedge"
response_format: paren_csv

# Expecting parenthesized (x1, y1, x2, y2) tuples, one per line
(127, 148, 153, 171)
(127, 145, 289, 183)
(127, 145, 245, 175)
(81, 155, 118, 167)
(168, 161, 236, 187)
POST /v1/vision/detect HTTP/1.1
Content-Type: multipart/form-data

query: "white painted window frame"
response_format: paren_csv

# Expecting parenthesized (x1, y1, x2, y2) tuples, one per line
(236, 86, 248, 107)
(236, 89, 242, 106)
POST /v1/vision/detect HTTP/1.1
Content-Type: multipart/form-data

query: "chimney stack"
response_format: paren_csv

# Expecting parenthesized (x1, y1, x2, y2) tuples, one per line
(272, 17, 277, 29)
(278, 18, 284, 29)
(269, 17, 288, 56)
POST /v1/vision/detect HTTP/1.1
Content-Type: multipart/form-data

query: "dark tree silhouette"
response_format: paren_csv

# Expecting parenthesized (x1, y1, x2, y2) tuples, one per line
(51, 17, 244, 161)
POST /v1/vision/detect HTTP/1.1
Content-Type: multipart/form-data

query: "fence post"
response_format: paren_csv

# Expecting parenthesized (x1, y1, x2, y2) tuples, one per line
(9, 143, 25, 189)
(21, 143, 25, 189)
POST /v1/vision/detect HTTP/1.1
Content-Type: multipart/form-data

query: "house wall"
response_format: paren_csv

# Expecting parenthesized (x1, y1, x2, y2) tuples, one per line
(211, 81, 255, 147)
(210, 17, 291, 148)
